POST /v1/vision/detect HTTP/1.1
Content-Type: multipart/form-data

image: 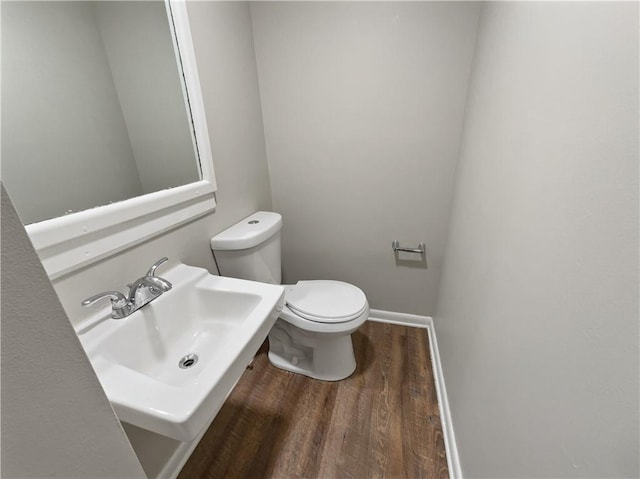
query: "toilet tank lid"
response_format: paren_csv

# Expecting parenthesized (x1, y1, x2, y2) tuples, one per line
(210, 211, 282, 251)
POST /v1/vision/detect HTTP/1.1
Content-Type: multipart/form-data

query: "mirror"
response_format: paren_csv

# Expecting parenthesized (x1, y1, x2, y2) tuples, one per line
(2, 0, 201, 225)
(1, 0, 217, 279)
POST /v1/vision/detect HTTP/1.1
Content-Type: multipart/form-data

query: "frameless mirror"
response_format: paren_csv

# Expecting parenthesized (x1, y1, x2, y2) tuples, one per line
(1, 0, 217, 279)
(2, 0, 201, 224)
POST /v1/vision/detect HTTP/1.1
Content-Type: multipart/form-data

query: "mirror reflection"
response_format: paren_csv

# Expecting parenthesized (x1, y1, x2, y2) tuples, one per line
(1, 1, 201, 225)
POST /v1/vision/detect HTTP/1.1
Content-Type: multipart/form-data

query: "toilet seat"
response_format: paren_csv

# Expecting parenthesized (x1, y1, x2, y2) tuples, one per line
(285, 280, 368, 323)
(279, 280, 370, 334)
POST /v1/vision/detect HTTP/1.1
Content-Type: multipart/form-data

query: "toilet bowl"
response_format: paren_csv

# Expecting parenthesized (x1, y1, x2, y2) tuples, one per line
(210, 211, 369, 381)
(268, 280, 369, 381)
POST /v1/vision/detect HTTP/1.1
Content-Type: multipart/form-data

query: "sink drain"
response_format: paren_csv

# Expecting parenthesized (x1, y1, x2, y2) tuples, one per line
(178, 354, 199, 369)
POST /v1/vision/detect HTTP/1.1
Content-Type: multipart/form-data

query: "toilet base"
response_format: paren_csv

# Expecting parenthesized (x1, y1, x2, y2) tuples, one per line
(267, 319, 357, 381)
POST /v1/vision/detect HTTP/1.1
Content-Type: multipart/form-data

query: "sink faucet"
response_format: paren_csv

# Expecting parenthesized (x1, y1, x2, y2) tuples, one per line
(127, 275, 172, 310)
(82, 257, 173, 319)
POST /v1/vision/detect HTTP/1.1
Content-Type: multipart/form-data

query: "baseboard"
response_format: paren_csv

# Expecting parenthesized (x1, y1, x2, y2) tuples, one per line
(368, 308, 430, 328)
(159, 432, 204, 479)
(425, 318, 462, 479)
(368, 310, 462, 479)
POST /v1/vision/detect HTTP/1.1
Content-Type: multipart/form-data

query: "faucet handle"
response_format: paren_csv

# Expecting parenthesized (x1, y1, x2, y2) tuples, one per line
(82, 290, 132, 319)
(82, 291, 128, 308)
(146, 257, 169, 277)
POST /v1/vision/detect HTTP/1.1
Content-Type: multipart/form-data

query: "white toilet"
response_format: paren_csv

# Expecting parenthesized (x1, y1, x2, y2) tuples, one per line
(210, 211, 369, 381)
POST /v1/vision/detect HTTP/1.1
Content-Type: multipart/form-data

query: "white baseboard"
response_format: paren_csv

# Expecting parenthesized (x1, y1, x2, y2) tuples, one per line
(426, 318, 462, 479)
(368, 308, 430, 328)
(158, 431, 205, 479)
(368, 310, 462, 479)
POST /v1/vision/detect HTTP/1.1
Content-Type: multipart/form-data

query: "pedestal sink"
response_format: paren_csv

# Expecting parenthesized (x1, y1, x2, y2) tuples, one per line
(76, 263, 284, 442)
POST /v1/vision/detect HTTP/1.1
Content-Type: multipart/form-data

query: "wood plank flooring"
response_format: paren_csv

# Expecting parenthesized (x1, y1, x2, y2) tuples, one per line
(179, 321, 448, 479)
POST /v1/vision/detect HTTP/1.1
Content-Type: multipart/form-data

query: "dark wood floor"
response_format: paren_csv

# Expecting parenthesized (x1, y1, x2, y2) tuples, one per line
(179, 321, 448, 479)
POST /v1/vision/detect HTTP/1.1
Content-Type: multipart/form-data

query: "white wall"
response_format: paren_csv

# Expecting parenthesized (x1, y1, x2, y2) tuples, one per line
(47, 2, 272, 476)
(1, 184, 146, 479)
(94, 1, 200, 194)
(434, 2, 639, 477)
(188, 1, 273, 231)
(250, 2, 480, 315)
(1, 1, 142, 224)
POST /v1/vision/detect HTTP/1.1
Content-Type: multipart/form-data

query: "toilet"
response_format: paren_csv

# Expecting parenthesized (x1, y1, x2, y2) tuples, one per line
(210, 211, 369, 381)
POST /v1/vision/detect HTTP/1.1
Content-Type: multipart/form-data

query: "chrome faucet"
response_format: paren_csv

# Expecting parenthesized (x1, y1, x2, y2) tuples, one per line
(82, 257, 173, 319)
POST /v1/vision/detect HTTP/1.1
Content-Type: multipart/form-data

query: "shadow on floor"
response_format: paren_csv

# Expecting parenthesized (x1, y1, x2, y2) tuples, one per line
(351, 329, 375, 378)
(179, 401, 288, 479)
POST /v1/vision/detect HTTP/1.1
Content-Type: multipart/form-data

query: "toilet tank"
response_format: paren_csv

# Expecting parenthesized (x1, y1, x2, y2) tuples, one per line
(210, 211, 282, 285)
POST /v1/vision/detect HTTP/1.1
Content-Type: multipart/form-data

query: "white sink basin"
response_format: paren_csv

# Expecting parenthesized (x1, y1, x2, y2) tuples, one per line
(77, 263, 284, 442)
